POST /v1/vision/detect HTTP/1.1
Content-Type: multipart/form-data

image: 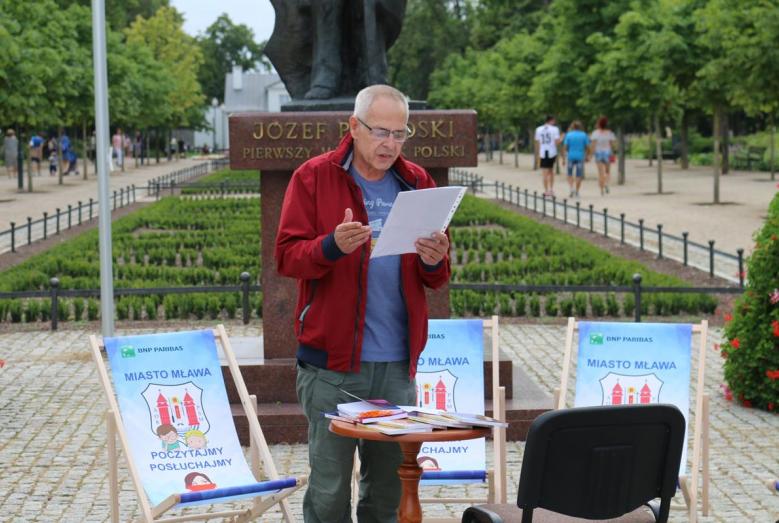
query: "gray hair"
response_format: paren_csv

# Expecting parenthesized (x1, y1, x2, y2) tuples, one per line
(353, 85, 409, 121)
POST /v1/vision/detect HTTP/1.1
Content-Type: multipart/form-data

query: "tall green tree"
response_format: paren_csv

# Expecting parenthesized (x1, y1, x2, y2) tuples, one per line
(388, 0, 470, 101)
(54, 0, 170, 30)
(702, 0, 779, 180)
(196, 14, 266, 103)
(529, 0, 631, 124)
(469, 0, 548, 50)
(583, 1, 686, 193)
(125, 6, 204, 129)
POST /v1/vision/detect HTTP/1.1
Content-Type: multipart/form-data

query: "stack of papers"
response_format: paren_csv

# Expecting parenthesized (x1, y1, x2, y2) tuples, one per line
(334, 399, 408, 423)
(324, 395, 509, 435)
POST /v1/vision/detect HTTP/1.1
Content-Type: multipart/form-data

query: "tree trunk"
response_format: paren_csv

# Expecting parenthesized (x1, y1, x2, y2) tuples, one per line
(514, 127, 519, 168)
(713, 105, 721, 204)
(618, 127, 626, 185)
(82, 120, 88, 180)
(654, 113, 663, 194)
(498, 130, 503, 165)
(721, 111, 730, 174)
(23, 129, 33, 193)
(155, 128, 160, 163)
(680, 111, 689, 169)
(771, 115, 776, 181)
(529, 128, 537, 170)
(648, 119, 653, 167)
(58, 127, 64, 185)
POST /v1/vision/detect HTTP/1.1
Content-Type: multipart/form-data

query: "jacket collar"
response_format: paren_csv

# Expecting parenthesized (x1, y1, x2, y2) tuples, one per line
(330, 132, 418, 188)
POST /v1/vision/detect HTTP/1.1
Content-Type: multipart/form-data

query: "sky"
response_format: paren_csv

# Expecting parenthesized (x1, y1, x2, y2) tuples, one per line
(171, 0, 276, 42)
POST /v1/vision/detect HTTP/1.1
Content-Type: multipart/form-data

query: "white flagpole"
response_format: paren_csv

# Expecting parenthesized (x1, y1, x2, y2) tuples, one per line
(92, 0, 114, 336)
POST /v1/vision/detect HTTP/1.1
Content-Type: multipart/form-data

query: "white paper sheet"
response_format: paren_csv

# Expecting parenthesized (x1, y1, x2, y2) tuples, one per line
(370, 186, 466, 258)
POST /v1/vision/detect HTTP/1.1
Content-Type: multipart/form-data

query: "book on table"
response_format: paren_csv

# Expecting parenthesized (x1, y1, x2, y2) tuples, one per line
(336, 399, 408, 423)
(399, 406, 508, 429)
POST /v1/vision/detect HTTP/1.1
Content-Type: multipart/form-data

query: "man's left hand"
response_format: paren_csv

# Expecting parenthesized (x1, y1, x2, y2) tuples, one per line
(415, 231, 449, 266)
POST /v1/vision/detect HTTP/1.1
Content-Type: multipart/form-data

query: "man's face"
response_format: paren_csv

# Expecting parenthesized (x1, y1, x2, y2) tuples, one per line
(349, 95, 408, 179)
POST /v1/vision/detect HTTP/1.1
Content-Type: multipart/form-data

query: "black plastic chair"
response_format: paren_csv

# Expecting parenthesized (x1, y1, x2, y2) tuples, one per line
(462, 404, 685, 523)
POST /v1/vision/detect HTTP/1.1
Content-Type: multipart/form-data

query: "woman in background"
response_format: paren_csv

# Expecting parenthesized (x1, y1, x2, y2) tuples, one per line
(591, 116, 617, 195)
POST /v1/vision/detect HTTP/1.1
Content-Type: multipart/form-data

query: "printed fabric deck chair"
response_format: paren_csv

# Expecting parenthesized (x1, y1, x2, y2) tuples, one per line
(554, 318, 710, 523)
(351, 316, 507, 522)
(90, 325, 307, 522)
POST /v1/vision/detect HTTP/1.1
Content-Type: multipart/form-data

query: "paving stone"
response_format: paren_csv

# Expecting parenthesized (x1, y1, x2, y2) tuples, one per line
(0, 323, 777, 522)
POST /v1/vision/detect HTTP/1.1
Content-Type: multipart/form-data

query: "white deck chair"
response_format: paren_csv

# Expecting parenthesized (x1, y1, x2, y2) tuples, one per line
(351, 316, 507, 522)
(555, 318, 710, 523)
(90, 325, 306, 522)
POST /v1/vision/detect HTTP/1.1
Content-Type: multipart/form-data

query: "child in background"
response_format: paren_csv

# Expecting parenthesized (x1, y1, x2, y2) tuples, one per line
(49, 150, 58, 176)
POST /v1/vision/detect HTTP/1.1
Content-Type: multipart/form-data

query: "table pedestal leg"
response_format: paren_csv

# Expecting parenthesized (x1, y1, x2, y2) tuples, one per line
(397, 441, 423, 523)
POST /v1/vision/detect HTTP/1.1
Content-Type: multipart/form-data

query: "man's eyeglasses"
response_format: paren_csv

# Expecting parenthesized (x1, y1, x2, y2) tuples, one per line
(356, 117, 412, 143)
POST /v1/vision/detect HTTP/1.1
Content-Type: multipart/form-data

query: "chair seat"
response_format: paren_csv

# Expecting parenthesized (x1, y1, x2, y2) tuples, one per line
(471, 504, 655, 523)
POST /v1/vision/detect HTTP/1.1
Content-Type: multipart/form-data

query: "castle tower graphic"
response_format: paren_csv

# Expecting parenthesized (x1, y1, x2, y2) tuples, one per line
(435, 378, 447, 410)
(143, 382, 209, 435)
(600, 373, 663, 406)
(156, 393, 171, 425)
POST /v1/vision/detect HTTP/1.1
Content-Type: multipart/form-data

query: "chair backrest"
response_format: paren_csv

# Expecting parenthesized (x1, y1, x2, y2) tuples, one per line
(517, 404, 685, 522)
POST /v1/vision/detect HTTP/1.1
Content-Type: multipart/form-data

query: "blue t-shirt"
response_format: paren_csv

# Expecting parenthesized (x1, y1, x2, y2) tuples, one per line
(563, 130, 590, 161)
(349, 165, 408, 362)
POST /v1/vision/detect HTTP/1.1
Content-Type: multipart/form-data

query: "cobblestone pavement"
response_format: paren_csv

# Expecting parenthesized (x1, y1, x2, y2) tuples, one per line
(0, 323, 776, 522)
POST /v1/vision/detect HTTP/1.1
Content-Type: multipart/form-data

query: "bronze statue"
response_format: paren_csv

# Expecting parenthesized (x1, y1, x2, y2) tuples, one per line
(265, 0, 407, 100)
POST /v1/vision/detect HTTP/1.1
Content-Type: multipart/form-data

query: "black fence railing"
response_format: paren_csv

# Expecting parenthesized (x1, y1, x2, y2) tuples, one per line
(0, 273, 741, 331)
(145, 158, 230, 198)
(0, 184, 137, 254)
(0, 272, 260, 330)
(0, 160, 229, 255)
(450, 169, 746, 286)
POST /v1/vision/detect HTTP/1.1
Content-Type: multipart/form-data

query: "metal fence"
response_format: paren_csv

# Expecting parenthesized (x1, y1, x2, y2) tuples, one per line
(0, 159, 229, 255)
(0, 273, 741, 331)
(450, 169, 746, 286)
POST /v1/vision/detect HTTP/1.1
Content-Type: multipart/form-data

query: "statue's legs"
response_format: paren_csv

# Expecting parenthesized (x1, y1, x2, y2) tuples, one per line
(306, 0, 344, 99)
(362, 0, 389, 86)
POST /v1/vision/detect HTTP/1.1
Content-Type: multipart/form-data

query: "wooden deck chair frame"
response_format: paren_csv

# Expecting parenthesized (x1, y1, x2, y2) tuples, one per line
(350, 316, 507, 522)
(90, 324, 306, 523)
(554, 318, 710, 523)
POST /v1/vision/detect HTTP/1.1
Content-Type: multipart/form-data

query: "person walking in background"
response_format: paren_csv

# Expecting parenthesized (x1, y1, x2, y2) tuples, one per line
(112, 128, 124, 171)
(46, 135, 58, 176)
(4, 129, 18, 179)
(134, 131, 143, 167)
(60, 133, 78, 176)
(591, 116, 617, 195)
(534, 115, 561, 197)
(29, 131, 44, 176)
(561, 120, 591, 199)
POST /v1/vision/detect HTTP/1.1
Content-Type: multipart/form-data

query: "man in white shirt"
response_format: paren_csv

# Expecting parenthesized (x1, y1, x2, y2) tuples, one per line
(534, 115, 561, 197)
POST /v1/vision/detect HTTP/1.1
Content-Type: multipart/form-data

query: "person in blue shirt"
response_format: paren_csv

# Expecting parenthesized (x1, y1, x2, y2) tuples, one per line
(561, 121, 591, 198)
(29, 132, 44, 176)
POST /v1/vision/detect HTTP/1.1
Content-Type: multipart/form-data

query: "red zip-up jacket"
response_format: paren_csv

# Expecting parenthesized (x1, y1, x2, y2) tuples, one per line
(274, 133, 450, 378)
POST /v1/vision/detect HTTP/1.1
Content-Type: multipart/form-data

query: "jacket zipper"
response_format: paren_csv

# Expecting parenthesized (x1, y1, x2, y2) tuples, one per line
(350, 246, 365, 370)
(298, 280, 318, 335)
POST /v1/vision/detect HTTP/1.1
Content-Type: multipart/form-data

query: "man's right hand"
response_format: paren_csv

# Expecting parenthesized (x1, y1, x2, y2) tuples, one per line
(334, 208, 371, 254)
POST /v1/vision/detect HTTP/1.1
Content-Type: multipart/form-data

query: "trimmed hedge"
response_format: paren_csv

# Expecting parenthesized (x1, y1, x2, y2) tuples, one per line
(448, 195, 717, 317)
(0, 196, 260, 323)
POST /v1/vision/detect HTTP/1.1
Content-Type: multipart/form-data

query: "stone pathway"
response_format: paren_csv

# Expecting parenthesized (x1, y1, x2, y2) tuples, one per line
(0, 322, 776, 522)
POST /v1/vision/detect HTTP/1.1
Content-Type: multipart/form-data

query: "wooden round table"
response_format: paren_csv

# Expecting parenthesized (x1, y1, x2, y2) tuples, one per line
(329, 420, 491, 523)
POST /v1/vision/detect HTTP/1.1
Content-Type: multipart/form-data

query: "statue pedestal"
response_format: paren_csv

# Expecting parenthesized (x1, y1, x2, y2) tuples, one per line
(225, 109, 549, 444)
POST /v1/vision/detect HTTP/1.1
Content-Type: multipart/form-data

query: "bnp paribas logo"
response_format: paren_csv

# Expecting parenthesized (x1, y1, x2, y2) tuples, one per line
(589, 333, 604, 345)
(120, 345, 136, 358)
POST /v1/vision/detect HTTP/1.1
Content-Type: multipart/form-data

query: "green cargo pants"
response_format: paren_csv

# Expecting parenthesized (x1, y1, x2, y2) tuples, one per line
(296, 360, 417, 523)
